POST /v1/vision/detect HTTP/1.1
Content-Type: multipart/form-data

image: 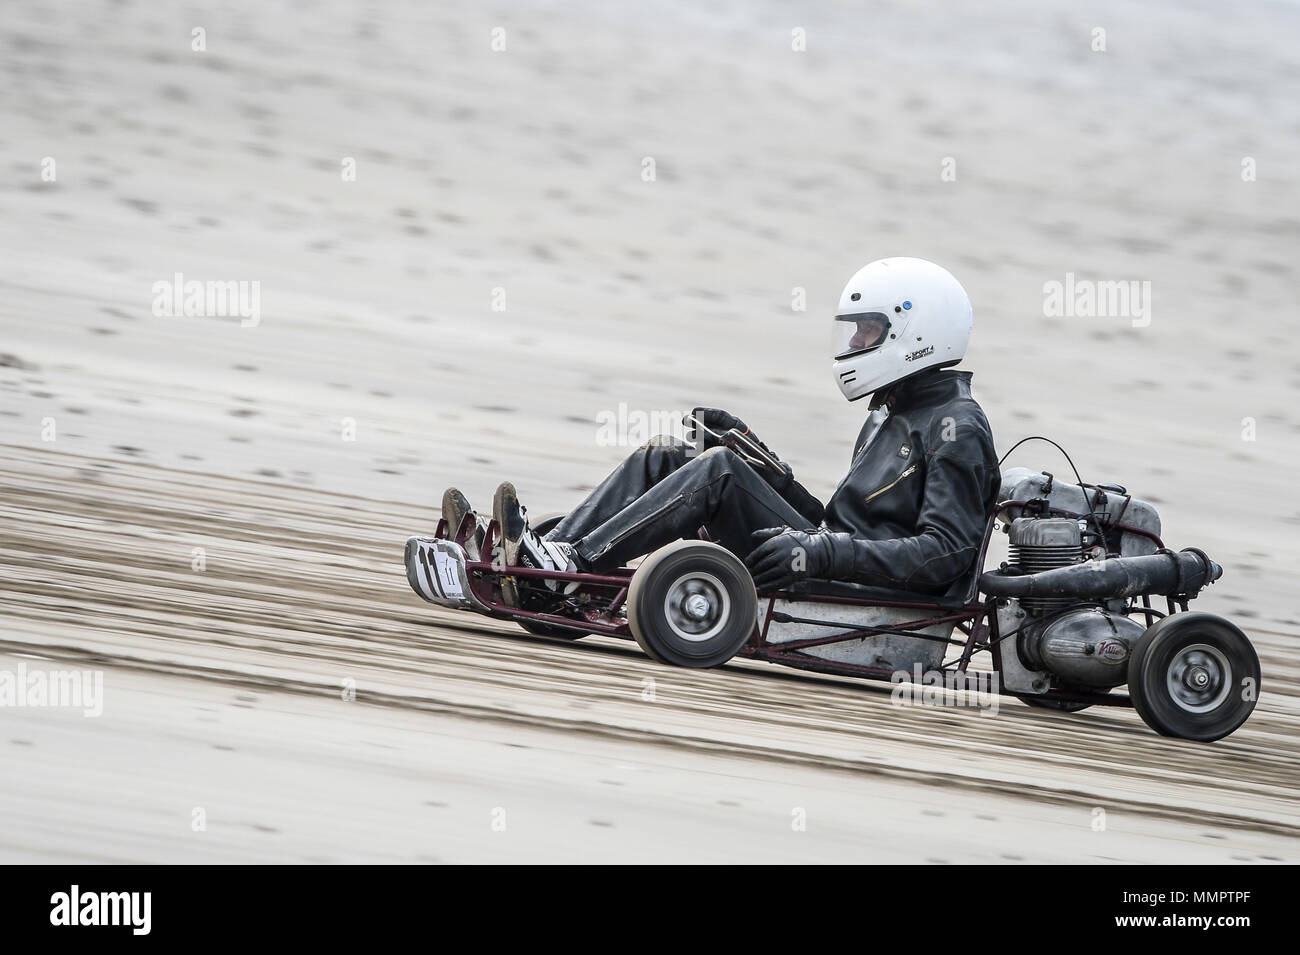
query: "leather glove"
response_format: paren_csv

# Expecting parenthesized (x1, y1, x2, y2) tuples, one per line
(687, 407, 749, 450)
(745, 526, 833, 590)
(686, 408, 823, 521)
(688, 407, 784, 463)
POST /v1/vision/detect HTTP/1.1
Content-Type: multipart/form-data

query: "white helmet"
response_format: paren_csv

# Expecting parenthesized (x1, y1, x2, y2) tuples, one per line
(831, 257, 973, 401)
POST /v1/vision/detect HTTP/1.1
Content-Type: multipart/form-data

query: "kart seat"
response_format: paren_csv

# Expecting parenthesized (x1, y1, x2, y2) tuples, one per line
(790, 537, 988, 609)
(789, 578, 972, 610)
(784, 515, 995, 609)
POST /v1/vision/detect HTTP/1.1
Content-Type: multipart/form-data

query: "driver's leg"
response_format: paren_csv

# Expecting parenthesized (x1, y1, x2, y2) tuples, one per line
(545, 434, 691, 544)
(562, 446, 809, 572)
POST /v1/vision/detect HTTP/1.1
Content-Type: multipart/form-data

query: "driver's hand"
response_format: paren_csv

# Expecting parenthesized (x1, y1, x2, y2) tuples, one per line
(687, 407, 748, 449)
(745, 526, 831, 590)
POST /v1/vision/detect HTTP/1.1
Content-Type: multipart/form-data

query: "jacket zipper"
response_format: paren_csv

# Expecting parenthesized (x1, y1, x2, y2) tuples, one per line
(853, 407, 890, 459)
(863, 464, 918, 504)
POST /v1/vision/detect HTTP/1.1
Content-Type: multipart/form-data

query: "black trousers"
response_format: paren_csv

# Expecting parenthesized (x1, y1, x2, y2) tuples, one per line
(546, 436, 810, 572)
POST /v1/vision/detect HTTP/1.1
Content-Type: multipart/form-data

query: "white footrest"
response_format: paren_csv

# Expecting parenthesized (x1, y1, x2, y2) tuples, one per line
(404, 536, 481, 611)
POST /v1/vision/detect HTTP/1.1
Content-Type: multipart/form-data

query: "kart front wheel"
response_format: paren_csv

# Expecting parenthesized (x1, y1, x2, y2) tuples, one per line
(627, 540, 758, 668)
(1127, 612, 1260, 742)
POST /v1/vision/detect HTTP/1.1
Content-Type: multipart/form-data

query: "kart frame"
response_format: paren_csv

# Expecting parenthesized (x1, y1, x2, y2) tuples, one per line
(418, 499, 1178, 709)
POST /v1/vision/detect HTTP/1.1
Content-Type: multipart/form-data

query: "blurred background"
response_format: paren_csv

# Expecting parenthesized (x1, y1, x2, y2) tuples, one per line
(2, 0, 1298, 862)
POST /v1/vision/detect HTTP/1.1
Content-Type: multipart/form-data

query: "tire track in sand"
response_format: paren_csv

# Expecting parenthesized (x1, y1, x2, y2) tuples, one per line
(3, 444, 1298, 840)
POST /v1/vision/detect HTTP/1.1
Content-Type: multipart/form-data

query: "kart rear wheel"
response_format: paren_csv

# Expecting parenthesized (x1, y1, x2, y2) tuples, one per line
(627, 540, 757, 668)
(1127, 612, 1259, 742)
(514, 513, 588, 640)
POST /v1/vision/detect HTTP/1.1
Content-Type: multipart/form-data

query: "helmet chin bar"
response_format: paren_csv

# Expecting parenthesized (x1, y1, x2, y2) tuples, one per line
(835, 359, 962, 403)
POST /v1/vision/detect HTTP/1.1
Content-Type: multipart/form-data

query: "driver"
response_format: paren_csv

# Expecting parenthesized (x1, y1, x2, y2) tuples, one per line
(442, 257, 1001, 607)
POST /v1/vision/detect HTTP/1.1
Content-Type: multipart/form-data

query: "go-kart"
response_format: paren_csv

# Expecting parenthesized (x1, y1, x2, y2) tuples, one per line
(403, 430, 1261, 742)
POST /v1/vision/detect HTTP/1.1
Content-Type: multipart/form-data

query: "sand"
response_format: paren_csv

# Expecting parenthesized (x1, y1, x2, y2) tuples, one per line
(2, 0, 1297, 862)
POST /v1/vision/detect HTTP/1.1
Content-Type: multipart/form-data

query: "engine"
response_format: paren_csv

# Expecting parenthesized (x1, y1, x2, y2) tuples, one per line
(1006, 517, 1144, 688)
(983, 471, 1221, 692)
(1007, 517, 1083, 615)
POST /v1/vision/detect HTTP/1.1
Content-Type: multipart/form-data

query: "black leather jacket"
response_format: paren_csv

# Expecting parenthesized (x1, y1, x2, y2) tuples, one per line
(817, 369, 1000, 599)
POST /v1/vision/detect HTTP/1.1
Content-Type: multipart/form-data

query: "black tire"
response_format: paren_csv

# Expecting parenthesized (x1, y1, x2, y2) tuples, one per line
(531, 514, 565, 537)
(518, 618, 588, 639)
(1127, 612, 1260, 742)
(627, 540, 758, 668)
(1017, 694, 1100, 713)
(514, 513, 588, 640)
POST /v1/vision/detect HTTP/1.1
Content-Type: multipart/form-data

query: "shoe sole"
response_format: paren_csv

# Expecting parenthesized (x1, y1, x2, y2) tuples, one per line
(493, 482, 525, 606)
(441, 487, 481, 560)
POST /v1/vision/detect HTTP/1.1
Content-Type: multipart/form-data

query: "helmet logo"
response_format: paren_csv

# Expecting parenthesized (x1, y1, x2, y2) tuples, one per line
(904, 344, 935, 362)
(902, 300, 912, 309)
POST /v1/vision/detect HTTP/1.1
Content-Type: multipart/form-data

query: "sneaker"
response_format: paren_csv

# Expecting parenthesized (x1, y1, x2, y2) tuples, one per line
(441, 487, 483, 560)
(492, 481, 583, 606)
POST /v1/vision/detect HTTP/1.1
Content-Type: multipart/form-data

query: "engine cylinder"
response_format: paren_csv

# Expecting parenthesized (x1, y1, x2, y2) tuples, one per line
(1007, 518, 1082, 615)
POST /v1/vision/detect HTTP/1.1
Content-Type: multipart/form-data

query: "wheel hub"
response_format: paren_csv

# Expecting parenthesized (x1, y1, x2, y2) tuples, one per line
(663, 572, 731, 643)
(1166, 643, 1231, 713)
(684, 594, 711, 619)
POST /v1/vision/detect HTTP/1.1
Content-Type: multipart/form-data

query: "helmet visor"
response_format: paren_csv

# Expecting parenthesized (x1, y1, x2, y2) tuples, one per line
(832, 311, 891, 360)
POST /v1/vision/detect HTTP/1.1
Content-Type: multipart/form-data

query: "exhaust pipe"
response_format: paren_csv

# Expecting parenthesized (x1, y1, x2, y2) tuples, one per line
(980, 548, 1222, 601)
